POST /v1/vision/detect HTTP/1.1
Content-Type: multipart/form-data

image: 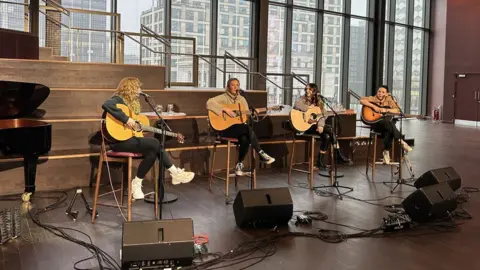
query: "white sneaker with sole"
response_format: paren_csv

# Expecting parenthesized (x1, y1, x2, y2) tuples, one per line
(258, 150, 275, 164)
(171, 168, 195, 185)
(400, 140, 413, 152)
(132, 177, 144, 199)
(235, 162, 244, 176)
(383, 150, 391, 165)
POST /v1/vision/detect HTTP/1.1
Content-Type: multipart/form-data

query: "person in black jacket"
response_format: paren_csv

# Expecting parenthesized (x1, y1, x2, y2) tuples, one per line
(102, 77, 194, 200)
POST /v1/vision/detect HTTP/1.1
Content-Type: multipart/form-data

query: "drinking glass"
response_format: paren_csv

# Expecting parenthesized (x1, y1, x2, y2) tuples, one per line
(155, 105, 163, 113)
(167, 104, 174, 114)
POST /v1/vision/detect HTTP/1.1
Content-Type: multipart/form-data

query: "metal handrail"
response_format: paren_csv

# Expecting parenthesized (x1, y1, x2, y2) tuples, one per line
(0, 0, 27, 6)
(140, 24, 171, 47)
(292, 72, 309, 85)
(39, 9, 69, 29)
(42, 0, 70, 16)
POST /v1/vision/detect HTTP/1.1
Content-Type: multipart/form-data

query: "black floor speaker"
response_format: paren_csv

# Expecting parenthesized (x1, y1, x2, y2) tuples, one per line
(121, 218, 194, 270)
(233, 187, 293, 228)
(414, 167, 461, 191)
(402, 182, 458, 222)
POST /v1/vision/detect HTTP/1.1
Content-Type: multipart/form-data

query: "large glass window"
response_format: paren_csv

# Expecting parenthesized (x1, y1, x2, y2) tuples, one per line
(321, 15, 343, 103)
(395, 0, 407, 24)
(267, 5, 285, 105)
(324, 0, 344, 12)
(413, 0, 425, 27)
(410, 30, 424, 114)
(348, 19, 368, 113)
(351, 0, 368, 17)
(392, 26, 406, 108)
(294, 0, 317, 8)
(171, 0, 211, 86)
(217, 0, 252, 87)
(291, 9, 316, 104)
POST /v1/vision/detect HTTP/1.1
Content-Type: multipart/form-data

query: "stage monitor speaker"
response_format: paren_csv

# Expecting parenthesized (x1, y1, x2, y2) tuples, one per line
(233, 187, 293, 228)
(414, 167, 461, 191)
(121, 218, 193, 270)
(402, 182, 458, 222)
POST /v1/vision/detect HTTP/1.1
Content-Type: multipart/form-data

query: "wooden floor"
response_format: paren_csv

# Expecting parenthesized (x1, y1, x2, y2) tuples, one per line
(1, 120, 480, 270)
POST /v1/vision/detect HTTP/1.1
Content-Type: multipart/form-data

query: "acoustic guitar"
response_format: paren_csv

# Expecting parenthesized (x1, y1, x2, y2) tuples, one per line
(102, 104, 185, 143)
(361, 105, 426, 125)
(207, 103, 283, 131)
(348, 89, 426, 125)
(290, 107, 355, 132)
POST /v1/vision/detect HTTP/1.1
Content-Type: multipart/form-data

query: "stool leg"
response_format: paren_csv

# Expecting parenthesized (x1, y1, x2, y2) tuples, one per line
(366, 133, 372, 176)
(235, 146, 239, 189)
(225, 141, 231, 203)
(127, 157, 132, 221)
(288, 137, 296, 184)
(309, 137, 315, 189)
(372, 135, 377, 182)
(252, 151, 256, 189)
(120, 159, 125, 206)
(209, 144, 217, 191)
(91, 153, 104, 223)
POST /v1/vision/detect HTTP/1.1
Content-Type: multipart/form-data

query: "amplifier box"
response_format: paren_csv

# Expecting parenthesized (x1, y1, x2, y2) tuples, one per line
(121, 218, 194, 270)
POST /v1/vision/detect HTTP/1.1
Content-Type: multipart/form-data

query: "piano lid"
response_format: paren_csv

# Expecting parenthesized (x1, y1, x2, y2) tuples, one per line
(0, 80, 50, 119)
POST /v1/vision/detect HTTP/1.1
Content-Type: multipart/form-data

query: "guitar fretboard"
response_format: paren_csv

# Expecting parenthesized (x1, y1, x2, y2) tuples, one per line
(141, 125, 178, 138)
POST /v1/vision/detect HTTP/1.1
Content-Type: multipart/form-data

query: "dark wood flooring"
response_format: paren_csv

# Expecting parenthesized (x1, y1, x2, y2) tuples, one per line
(1, 121, 480, 270)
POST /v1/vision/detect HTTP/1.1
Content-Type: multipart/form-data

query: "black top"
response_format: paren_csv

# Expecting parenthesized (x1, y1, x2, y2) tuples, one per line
(102, 96, 129, 124)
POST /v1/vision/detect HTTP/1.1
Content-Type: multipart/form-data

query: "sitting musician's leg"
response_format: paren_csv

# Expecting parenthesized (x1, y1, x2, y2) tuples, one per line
(111, 137, 194, 199)
(380, 120, 412, 153)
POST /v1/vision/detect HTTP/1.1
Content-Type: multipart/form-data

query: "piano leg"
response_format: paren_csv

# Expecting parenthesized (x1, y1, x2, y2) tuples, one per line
(22, 155, 38, 202)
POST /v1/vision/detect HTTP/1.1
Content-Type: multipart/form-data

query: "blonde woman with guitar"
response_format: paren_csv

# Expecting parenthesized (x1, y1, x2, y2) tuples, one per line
(206, 78, 275, 176)
(359, 85, 413, 164)
(101, 77, 194, 200)
(292, 83, 350, 170)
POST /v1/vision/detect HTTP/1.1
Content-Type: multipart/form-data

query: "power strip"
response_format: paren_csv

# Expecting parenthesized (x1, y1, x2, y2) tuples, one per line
(382, 213, 411, 232)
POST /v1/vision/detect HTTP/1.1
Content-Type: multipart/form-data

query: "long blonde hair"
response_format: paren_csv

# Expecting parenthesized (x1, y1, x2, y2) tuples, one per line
(113, 77, 141, 114)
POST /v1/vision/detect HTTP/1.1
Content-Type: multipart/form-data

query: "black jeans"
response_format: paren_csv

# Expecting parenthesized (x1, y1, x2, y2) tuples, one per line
(219, 124, 262, 163)
(372, 119, 402, 150)
(304, 125, 333, 152)
(110, 137, 173, 178)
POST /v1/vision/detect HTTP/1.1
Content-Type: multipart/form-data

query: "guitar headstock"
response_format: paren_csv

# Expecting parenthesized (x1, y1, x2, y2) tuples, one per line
(176, 133, 185, 144)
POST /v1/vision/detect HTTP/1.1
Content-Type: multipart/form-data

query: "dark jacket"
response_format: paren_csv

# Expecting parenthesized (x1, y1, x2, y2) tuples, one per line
(102, 96, 129, 124)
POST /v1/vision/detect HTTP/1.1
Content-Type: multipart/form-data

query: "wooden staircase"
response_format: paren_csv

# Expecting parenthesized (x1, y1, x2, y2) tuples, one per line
(39, 47, 69, 61)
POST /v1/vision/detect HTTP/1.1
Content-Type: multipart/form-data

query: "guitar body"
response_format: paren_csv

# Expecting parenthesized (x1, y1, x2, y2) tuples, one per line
(208, 103, 248, 131)
(290, 107, 323, 132)
(103, 104, 150, 142)
(361, 104, 393, 125)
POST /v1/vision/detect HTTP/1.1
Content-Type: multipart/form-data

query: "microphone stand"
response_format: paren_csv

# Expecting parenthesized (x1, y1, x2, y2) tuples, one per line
(312, 96, 353, 200)
(141, 94, 178, 220)
(239, 90, 257, 190)
(382, 95, 415, 193)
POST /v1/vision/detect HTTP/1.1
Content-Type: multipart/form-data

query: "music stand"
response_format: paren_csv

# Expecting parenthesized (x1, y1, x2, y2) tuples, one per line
(382, 96, 415, 193)
(313, 97, 353, 200)
(141, 94, 178, 220)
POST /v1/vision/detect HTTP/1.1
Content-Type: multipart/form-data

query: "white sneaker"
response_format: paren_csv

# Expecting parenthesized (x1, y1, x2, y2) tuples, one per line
(132, 178, 144, 199)
(258, 150, 275, 164)
(235, 162, 244, 176)
(383, 150, 391, 165)
(400, 140, 413, 152)
(171, 168, 194, 185)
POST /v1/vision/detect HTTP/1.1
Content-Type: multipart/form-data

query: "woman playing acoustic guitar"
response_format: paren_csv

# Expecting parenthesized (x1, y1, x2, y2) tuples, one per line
(293, 83, 350, 170)
(360, 85, 413, 164)
(102, 77, 194, 200)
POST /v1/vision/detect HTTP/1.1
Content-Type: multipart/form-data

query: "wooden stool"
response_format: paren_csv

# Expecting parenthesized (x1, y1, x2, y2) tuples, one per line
(91, 141, 144, 223)
(209, 137, 256, 204)
(288, 134, 322, 189)
(365, 129, 398, 182)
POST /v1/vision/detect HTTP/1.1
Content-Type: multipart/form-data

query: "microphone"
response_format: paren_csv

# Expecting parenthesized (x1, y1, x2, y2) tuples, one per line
(316, 92, 328, 101)
(139, 92, 151, 98)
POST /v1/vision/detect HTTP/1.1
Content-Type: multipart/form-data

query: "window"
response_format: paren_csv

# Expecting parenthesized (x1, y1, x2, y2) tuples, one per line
(410, 30, 424, 114)
(351, 0, 368, 17)
(392, 26, 407, 107)
(321, 15, 344, 102)
(395, 0, 408, 24)
(348, 19, 368, 115)
(294, 0, 317, 8)
(324, 0, 344, 12)
(413, 0, 425, 27)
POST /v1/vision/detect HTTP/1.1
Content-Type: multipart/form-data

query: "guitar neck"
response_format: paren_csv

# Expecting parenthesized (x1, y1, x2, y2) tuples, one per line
(141, 125, 178, 138)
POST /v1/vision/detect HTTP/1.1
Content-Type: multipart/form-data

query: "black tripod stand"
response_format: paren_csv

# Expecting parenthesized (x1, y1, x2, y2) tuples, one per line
(66, 188, 98, 221)
(382, 96, 415, 193)
(239, 89, 259, 190)
(313, 96, 353, 200)
(140, 93, 178, 220)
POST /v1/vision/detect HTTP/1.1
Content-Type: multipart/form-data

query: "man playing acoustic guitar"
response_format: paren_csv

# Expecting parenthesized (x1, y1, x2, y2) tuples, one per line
(206, 78, 275, 176)
(360, 85, 413, 164)
(293, 83, 350, 170)
(102, 77, 194, 200)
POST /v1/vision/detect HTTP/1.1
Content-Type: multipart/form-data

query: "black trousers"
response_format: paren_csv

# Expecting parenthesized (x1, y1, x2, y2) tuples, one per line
(304, 125, 333, 152)
(110, 137, 173, 179)
(372, 119, 402, 150)
(219, 124, 262, 163)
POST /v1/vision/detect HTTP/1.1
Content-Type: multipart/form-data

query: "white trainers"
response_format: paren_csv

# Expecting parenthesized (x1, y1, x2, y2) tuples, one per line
(235, 162, 244, 176)
(132, 177, 144, 199)
(400, 140, 413, 152)
(383, 150, 391, 165)
(258, 150, 275, 165)
(171, 168, 194, 185)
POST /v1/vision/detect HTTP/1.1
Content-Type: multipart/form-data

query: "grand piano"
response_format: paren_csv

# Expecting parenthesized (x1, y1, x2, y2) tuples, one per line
(0, 80, 52, 201)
